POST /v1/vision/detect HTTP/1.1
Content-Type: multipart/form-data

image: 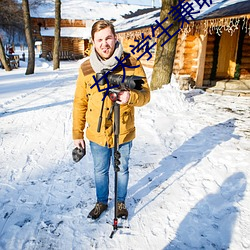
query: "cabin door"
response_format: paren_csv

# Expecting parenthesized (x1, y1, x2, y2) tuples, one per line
(216, 30, 239, 79)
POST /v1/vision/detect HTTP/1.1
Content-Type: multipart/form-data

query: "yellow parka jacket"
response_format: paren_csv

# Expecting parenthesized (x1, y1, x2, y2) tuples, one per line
(72, 53, 150, 148)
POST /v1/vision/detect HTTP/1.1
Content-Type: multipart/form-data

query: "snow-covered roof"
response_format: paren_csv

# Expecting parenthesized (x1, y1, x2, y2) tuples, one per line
(30, 0, 152, 20)
(40, 27, 91, 39)
(194, 0, 250, 20)
(114, 0, 250, 33)
(114, 8, 160, 32)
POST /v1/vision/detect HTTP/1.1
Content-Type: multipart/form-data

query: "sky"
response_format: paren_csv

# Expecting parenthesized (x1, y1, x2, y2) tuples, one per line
(0, 48, 249, 249)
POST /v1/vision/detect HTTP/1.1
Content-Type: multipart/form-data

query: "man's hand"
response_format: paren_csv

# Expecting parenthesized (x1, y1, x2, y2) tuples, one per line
(72, 139, 86, 162)
(74, 139, 85, 149)
(116, 90, 130, 105)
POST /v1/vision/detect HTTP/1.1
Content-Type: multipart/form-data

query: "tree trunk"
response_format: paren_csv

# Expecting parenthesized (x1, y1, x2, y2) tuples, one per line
(53, 0, 61, 70)
(22, 0, 35, 75)
(151, 0, 179, 90)
(0, 37, 11, 71)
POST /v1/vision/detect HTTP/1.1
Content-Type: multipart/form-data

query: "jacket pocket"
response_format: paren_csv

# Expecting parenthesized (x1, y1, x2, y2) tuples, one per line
(120, 106, 135, 134)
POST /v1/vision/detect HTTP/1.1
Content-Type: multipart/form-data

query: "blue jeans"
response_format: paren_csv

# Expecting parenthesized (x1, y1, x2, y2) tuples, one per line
(90, 141, 132, 205)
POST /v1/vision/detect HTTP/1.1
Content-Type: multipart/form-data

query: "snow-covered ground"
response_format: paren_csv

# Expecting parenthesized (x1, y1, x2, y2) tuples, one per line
(0, 50, 250, 250)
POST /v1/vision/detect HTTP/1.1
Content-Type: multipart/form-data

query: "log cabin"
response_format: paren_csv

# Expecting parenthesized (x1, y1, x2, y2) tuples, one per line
(31, 18, 92, 60)
(30, 1, 152, 61)
(114, 0, 250, 95)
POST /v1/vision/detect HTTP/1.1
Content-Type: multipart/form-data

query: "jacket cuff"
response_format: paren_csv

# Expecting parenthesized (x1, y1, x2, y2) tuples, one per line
(72, 131, 84, 140)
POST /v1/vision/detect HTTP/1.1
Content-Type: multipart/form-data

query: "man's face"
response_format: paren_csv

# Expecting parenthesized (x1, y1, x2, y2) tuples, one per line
(93, 27, 117, 60)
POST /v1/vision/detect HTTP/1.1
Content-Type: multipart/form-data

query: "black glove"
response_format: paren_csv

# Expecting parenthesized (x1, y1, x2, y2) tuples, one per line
(72, 146, 86, 162)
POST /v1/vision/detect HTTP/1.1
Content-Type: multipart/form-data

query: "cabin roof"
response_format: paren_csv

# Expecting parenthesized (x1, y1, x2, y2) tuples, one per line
(40, 27, 91, 39)
(30, 0, 151, 20)
(194, 0, 250, 20)
(114, 0, 250, 33)
(115, 8, 160, 32)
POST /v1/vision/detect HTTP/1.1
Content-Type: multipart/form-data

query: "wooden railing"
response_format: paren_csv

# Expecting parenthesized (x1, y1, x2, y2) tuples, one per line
(46, 51, 83, 61)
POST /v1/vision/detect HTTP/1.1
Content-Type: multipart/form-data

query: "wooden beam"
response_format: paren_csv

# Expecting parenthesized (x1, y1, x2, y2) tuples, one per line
(195, 33, 208, 87)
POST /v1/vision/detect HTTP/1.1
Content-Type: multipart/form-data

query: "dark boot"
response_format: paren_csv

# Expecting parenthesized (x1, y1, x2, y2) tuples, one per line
(87, 202, 108, 220)
(117, 202, 128, 219)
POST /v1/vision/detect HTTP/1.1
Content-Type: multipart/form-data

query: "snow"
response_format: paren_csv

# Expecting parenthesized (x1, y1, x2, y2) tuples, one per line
(192, 0, 250, 20)
(40, 27, 92, 39)
(114, 9, 160, 32)
(114, 0, 250, 32)
(30, 0, 153, 20)
(0, 49, 250, 250)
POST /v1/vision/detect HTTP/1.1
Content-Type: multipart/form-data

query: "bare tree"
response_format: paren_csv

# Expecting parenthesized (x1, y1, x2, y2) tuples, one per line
(22, 0, 35, 75)
(0, 37, 11, 71)
(53, 0, 61, 70)
(0, 0, 24, 36)
(0, 0, 23, 71)
(29, 0, 47, 8)
(151, 0, 179, 90)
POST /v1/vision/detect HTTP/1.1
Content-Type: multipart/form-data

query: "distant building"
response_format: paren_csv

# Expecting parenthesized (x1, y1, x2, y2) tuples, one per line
(30, 0, 151, 60)
(31, 18, 92, 60)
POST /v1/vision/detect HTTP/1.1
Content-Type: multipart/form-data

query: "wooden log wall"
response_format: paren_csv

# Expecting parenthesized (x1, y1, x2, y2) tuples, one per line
(41, 37, 87, 59)
(61, 38, 74, 52)
(41, 37, 53, 58)
(203, 33, 215, 81)
(117, 28, 156, 68)
(173, 33, 199, 80)
(72, 38, 88, 56)
(173, 34, 185, 75)
(32, 18, 86, 29)
(118, 37, 137, 53)
(240, 35, 250, 79)
(182, 35, 198, 79)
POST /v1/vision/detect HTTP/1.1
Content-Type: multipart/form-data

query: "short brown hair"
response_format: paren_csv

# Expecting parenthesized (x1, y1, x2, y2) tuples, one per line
(91, 20, 116, 40)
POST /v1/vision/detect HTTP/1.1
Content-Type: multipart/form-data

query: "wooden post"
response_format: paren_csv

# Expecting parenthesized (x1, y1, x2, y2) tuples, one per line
(195, 33, 207, 88)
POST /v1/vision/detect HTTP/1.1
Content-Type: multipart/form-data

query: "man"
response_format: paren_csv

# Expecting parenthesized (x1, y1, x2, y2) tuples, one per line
(72, 20, 150, 220)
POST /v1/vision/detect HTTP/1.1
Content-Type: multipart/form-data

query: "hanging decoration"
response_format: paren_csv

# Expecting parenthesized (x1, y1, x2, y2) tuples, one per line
(242, 16, 250, 36)
(181, 16, 250, 37)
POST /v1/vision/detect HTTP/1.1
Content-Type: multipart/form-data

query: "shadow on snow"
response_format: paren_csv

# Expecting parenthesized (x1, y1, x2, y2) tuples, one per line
(0, 100, 73, 117)
(128, 119, 239, 213)
(164, 172, 247, 249)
